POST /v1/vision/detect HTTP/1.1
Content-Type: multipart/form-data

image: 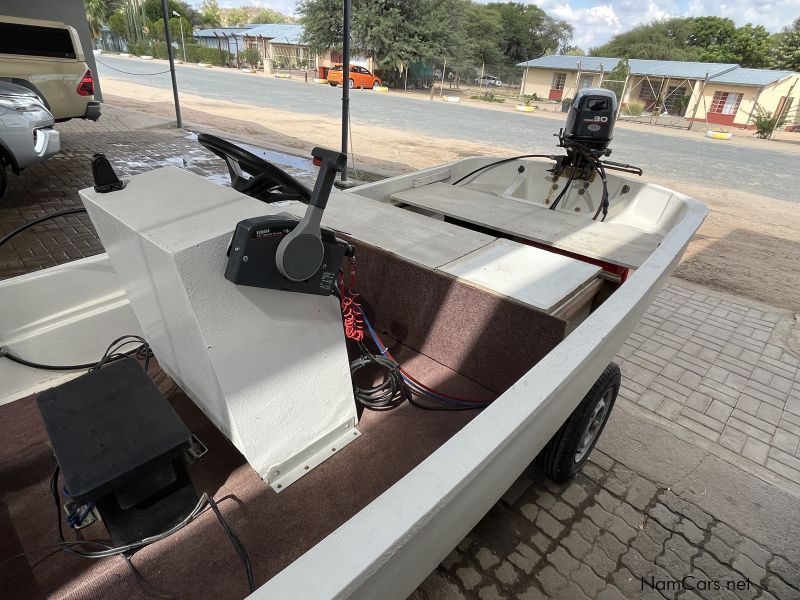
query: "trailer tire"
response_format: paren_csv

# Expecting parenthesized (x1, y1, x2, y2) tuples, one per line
(537, 362, 620, 482)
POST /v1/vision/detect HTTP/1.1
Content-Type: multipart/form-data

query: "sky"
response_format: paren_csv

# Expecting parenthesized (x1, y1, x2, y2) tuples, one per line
(193, 0, 800, 50)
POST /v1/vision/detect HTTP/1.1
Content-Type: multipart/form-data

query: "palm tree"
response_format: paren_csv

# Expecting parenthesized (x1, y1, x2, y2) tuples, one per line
(85, 0, 107, 42)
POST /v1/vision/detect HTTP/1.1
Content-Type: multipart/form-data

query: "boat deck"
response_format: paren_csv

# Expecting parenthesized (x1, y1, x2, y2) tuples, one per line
(389, 183, 663, 269)
(0, 341, 492, 600)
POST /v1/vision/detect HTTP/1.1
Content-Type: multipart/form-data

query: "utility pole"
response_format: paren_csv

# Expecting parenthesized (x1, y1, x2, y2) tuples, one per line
(341, 0, 351, 182)
(439, 56, 447, 98)
(162, 0, 182, 128)
(172, 11, 186, 64)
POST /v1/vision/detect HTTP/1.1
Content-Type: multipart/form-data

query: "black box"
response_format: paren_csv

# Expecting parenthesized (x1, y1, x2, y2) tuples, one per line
(37, 357, 197, 546)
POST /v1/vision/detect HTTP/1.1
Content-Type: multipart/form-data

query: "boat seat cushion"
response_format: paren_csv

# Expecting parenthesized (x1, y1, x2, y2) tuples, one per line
(389, 183, 662, 269)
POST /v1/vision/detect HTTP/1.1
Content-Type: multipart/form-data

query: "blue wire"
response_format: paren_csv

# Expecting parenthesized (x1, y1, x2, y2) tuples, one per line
(359, 309, 489, 407)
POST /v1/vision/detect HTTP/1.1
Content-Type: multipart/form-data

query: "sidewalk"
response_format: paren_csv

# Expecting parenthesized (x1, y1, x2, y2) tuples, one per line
(1, 103, 799, 599)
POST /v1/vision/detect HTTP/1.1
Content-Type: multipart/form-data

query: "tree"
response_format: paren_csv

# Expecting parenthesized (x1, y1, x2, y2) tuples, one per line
(199, 0, 221, 27)
(772, 17, 800, 71)
(591, 18, 699, 60)
(142, 0, 197, 26)
(561, 46, 585, 56)
(463, 4, 504, 69)
(487, 2, 572, 61)
(85, 0, 107, 41)
(108, 11, 127, 40)
(729, 24, 772, 67)
(591, 16, 777, 66)
(298, 0, 343, 54)
(252, 8, 290, 24)
(602, 58, 629, 102)
(223, 7, 249, 27)
(169, 16, 192, 41)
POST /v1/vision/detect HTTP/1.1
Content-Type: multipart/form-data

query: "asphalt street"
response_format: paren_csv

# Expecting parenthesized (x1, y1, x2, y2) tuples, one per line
(95, 56, 799, 202)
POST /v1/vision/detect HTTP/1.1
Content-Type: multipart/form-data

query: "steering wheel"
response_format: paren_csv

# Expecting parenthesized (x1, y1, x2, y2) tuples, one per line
(197, 133, 311, 203)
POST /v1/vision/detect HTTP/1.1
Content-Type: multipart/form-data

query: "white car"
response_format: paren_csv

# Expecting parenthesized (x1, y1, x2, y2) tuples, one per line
(0, 80, 60, 200)
(475, 75, 502, 86)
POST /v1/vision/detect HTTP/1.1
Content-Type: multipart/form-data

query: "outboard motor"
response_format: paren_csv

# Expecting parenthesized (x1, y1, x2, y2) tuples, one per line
(562, 88, 618, 155)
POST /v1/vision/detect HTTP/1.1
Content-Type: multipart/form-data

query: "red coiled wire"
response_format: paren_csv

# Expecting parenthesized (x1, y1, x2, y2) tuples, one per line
(339, 258, 364, 342)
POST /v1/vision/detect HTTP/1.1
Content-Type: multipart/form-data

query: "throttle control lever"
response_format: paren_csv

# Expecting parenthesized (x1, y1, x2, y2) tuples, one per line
(224, 147, 352, 297)
(276, 148, 347, 281)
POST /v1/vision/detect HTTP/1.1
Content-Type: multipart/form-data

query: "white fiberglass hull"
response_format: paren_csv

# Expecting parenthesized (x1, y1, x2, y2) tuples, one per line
(0, 158, 706, 599)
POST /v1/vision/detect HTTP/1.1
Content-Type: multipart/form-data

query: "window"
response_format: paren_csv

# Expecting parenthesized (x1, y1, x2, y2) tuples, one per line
(0, 22, 76, 59)
(638, 84, 657, 102)
(552, 72, 566, 90)
(710, 91, 743, 115)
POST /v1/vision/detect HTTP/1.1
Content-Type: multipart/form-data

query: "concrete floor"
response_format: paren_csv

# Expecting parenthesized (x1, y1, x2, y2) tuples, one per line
(1, 106, 798, 599)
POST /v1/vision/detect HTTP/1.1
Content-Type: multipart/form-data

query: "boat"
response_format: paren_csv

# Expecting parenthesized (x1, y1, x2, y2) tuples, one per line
(0, 91, 707, 599)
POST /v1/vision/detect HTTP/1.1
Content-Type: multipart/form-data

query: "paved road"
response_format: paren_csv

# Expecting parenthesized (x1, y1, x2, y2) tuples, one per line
(96, 56, 799, 202)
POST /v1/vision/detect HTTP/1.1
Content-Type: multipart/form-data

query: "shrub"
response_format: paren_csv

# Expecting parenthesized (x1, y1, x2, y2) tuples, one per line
(241, 47, 261, 69)
(522, 93, 538, 106)
(626, 101, 644, 116)
(751, 104, 788, 139)
(127, 40, 147, 56)
(471, 91, 505, 103)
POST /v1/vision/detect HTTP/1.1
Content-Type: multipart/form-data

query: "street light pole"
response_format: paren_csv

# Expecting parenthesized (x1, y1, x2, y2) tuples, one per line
(341, 0, 351, 183)
(161, 0, 182, 128)
(172, 10, 186, 64)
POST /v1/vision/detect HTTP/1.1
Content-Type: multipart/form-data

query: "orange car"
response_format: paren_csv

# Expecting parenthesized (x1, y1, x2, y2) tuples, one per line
(327, 64, 381, 89)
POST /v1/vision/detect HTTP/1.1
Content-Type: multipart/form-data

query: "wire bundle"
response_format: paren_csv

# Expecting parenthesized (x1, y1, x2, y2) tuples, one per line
(36, 464, 255, 594)
(338, 261, 364, 342)
(352, 308, 495, 411)
(553, 140, 610, 221)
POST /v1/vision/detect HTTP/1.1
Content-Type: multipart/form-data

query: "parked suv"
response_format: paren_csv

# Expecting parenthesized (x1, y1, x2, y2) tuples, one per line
(0, 15, 100, 122)
(475, 75, 502, 87)
(328, 65, 381, 89)
(0, 81, 60, 200)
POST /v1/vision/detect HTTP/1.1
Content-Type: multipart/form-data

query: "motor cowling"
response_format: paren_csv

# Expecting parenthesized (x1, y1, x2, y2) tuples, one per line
(563, 88, 618, 153)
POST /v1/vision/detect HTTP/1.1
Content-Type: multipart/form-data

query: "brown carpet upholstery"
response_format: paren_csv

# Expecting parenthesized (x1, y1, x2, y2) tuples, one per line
(351, 242, 565, 393)
(0, 343, 493, 600)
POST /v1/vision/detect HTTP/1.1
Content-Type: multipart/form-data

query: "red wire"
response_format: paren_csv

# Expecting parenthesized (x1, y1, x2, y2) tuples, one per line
(339, 266, 365, 342)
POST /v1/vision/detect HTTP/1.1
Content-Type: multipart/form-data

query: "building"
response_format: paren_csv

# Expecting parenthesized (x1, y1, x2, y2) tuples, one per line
(194, 23, 343, 74)
(194, 27, 248, 58)
(517, 55, 799, 129)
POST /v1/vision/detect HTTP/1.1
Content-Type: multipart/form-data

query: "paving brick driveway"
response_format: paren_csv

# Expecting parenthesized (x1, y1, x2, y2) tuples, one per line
(413, 450, 799, 600)
(617, 283, 800, 489)
(2, 106, 799, 599)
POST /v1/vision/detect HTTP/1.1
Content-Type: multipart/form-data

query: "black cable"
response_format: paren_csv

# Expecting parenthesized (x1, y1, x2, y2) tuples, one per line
(451, 154, 555, 186)
(123, 555, 177, 600)
(42, 463, 255, 594)
(0, 208, 87, 250)
(95, 59, 171, 76)
(208, 497, 255, 593)
(350, 341, 407, 410)
(405, 393, 486, 411)
(549, 163, 577, 211)
(2, 335, 151, 372)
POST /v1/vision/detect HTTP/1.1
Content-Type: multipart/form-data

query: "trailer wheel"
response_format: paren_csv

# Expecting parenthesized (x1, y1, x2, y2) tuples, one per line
(537, 362, 620, 482)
